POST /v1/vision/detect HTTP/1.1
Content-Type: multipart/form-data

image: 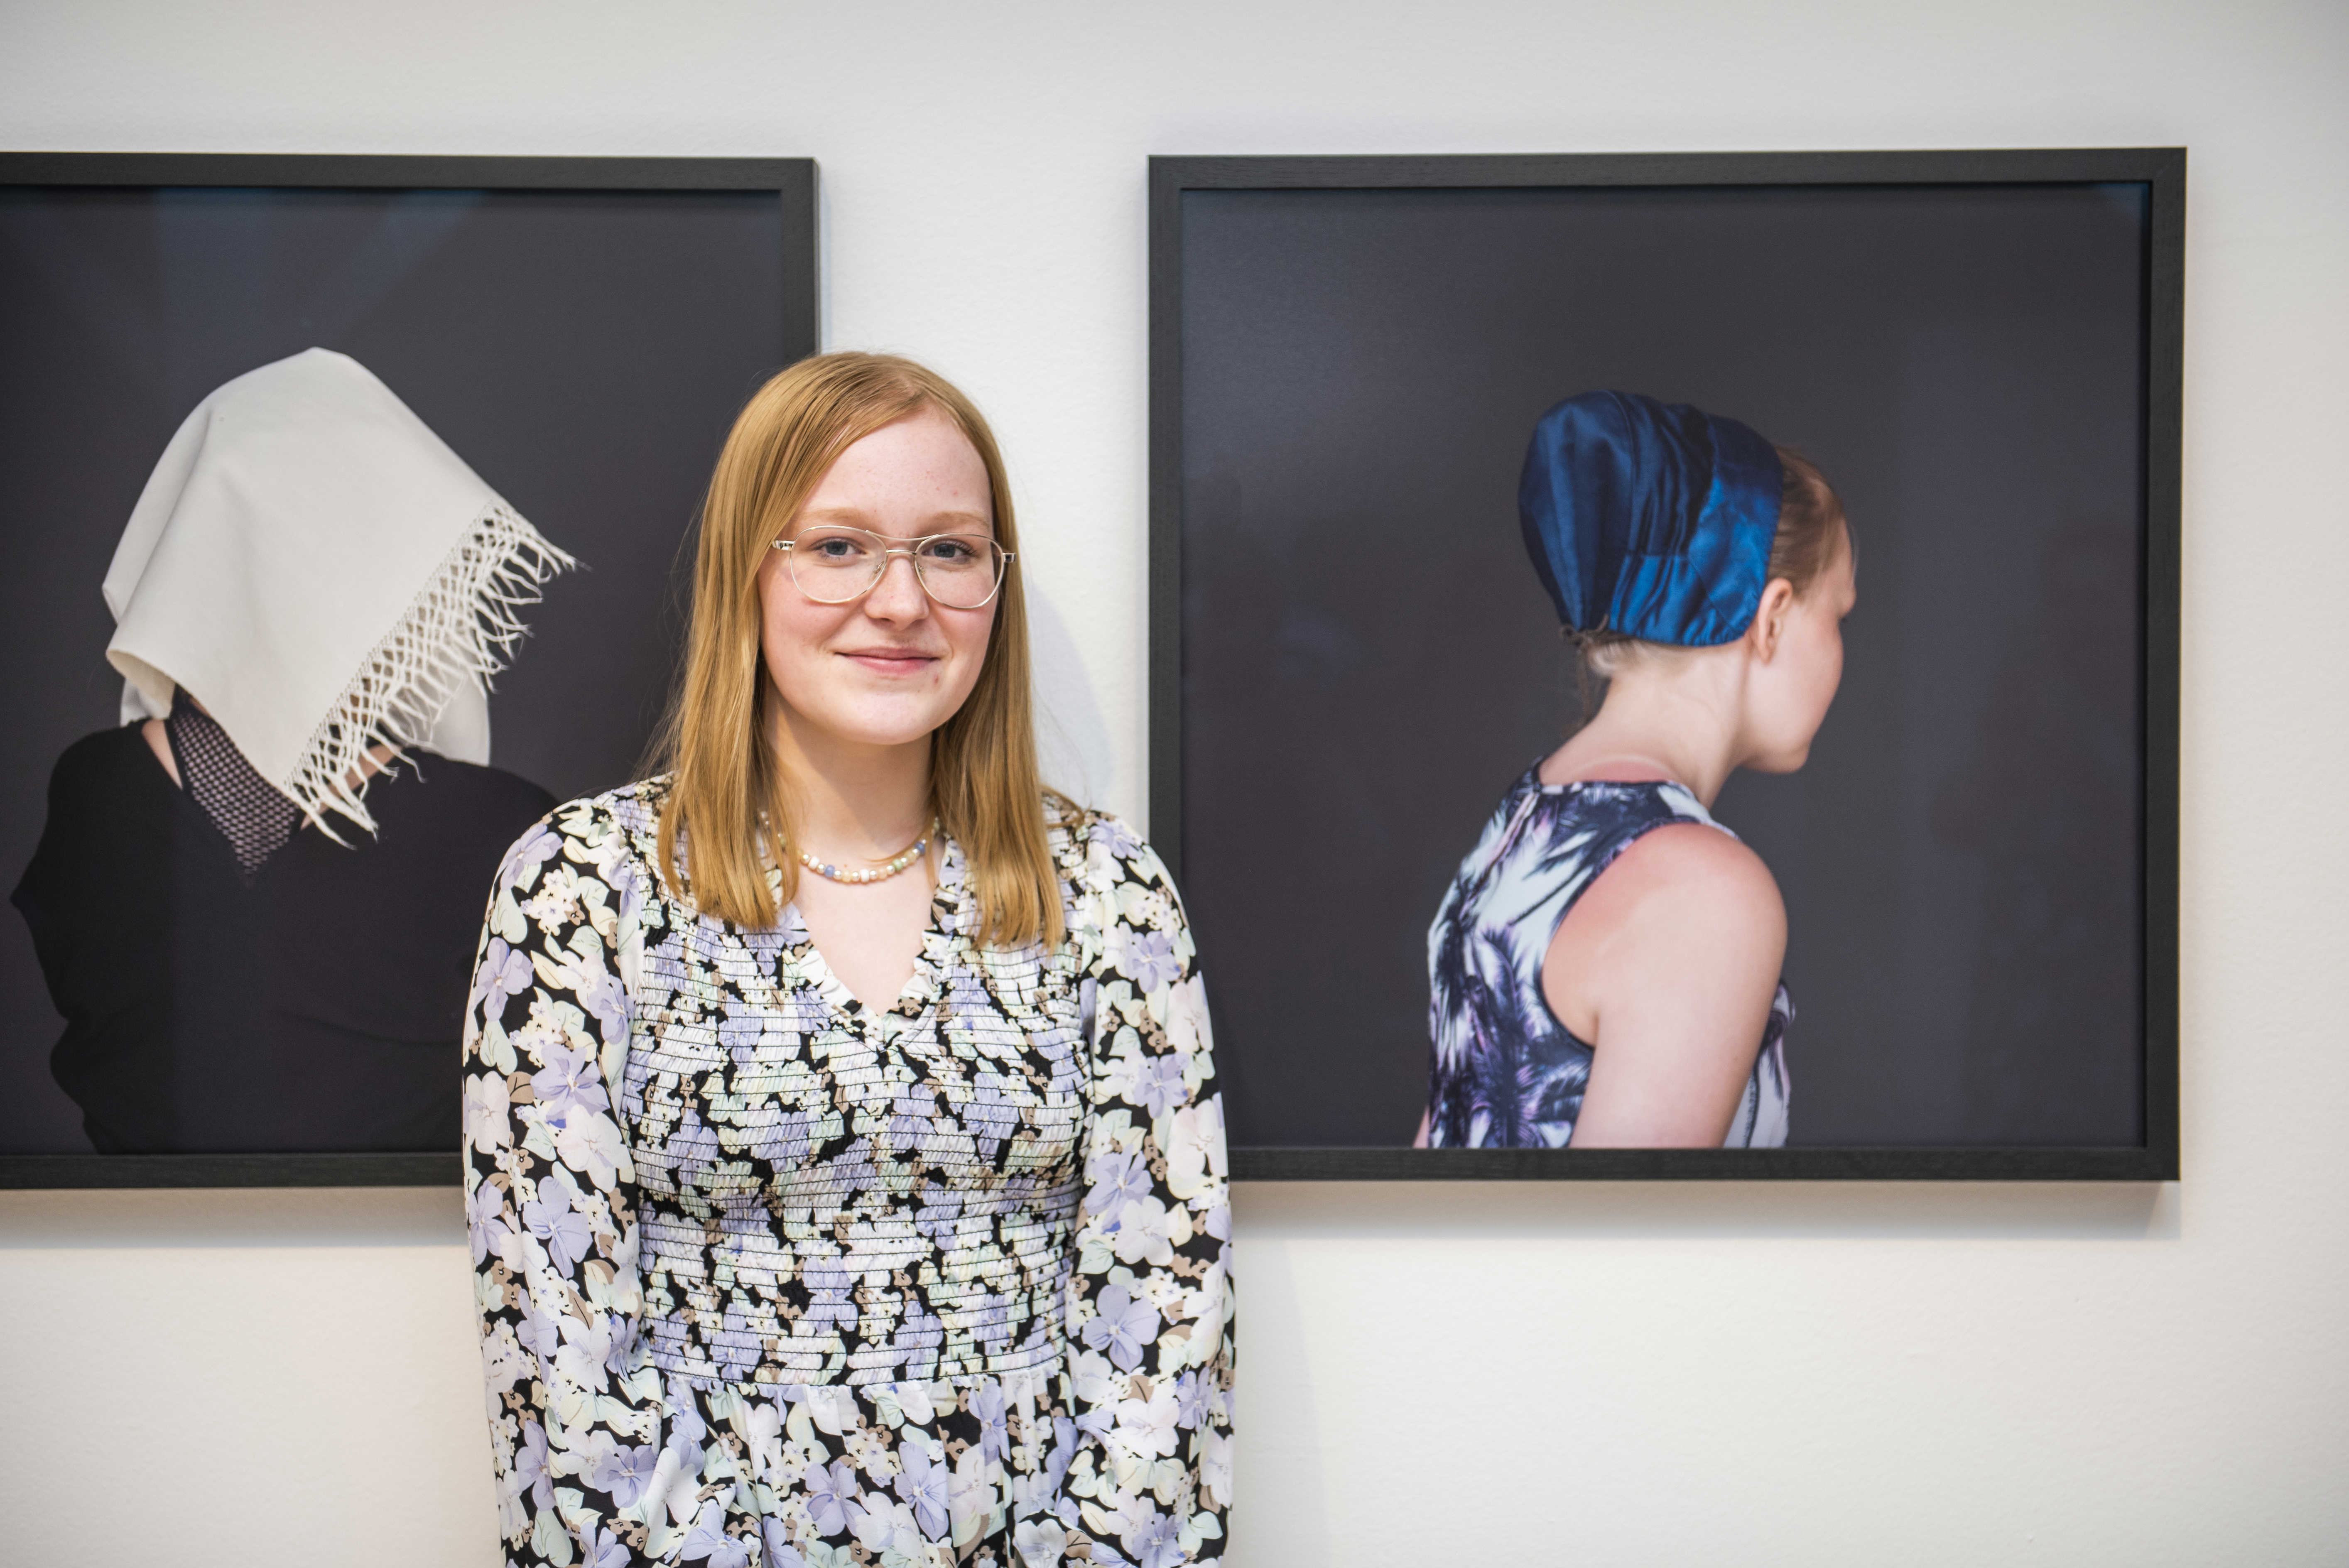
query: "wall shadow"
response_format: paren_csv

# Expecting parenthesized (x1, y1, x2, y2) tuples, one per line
(0, 1185, 462, 1249)
(1232, 1178, 2178, 1243)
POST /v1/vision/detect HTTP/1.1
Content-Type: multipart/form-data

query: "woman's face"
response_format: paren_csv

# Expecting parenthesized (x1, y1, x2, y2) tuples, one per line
(755, 407, 998, 754)
(1744, 523, 1857, 772)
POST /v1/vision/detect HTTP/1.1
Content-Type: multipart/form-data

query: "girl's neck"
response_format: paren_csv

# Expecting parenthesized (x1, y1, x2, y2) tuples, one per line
(1540, 659, 1747, 809)
(766, 702, 935, 857)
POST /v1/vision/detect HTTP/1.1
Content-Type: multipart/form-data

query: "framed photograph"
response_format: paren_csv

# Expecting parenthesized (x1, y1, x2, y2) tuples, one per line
(0, 152, 817, 1187)
(1150, 150, 2182, 1179)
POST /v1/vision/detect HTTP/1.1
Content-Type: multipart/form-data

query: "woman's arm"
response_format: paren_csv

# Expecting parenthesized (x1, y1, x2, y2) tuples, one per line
(1066, 827, 1236, 1567)
(1544, 823, 1786, 1147)
(466, 806, 666, 1566)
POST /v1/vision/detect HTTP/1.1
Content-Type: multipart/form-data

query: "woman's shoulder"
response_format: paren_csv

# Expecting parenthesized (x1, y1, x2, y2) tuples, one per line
(1044, 798, 1193, 947)
(44, 722, 155, 793)
(493, 776, 671, 891)
(1569, 808, 1785, 952)
(1046, 797, 1170, 885)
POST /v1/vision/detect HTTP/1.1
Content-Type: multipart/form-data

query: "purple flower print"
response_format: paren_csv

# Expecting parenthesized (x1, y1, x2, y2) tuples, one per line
(966, 1073, 1021, 1160)
(1121, 1503, 1184, 1568)
(971, 1289, 1016, 1354)
(573, 962, 629, 1046)
(667, 1107, 721, 1175)
(801, 1256, 858, 1333)
(513, 1418, 553, 1512)
(759, 1517, 807, 1568)
(469, 937, 533, 1021)
(974, 1379, 1011, 1463)
(587, 1438, 660, 1509)
(500, 822, 562, 895)
(949, 968, 995, 1019)
(681, 1500, 753, 1568)
(531, 1041, 609, 1123)
(1131, 1055, 1190, 1119)
(718, 1011, 772, 1067)
(751, 1107, 817, 1167)
(911, 1181, 964, 1247)
(521, 1178, 593, 1276)
(1007, 1415, 1080, 1518)
(585, 1526, 632, 1568)
(1081, 1284, 1161, 1372)
(557, 1303, 633, 1381)
(1098, 815, 1143, 860)
(714, 1306, 764, 1379)
(895, 1443, 951, 1538)
(515, 1308, 561, 1360)
(662, 1376, 709, 1471)
(1120, 928, 1182, 994)
(465, 1179, 512, 1266)
(804, 1458, 860, 1537)
(1173, 1370, 1211, 1431)
(1084, 1148, 1152, 1215)
(890, 1085, 945, 1152)
(888, 1308, 944, 1379)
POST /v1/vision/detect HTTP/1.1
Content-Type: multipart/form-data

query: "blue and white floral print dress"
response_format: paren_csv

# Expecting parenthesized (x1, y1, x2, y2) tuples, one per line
(465, 780, 1233, 1568)
(1423, 770, 1791, 1149)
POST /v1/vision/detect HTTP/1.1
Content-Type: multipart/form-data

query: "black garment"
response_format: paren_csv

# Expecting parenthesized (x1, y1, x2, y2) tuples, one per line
(10, 724, 555, 1153)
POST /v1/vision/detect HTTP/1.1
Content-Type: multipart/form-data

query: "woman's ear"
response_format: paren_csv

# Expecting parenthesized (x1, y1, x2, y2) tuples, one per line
(1747, 577, 1797, 662)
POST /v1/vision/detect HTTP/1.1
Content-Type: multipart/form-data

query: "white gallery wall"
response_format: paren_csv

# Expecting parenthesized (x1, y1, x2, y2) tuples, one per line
(3, 1, 2345, 1562)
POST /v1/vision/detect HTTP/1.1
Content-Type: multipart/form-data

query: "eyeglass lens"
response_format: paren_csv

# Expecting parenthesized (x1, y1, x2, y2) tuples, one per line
(788, 527, 1007, 609)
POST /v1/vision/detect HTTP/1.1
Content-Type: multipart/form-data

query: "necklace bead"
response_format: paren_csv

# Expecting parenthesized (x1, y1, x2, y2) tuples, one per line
(797, 818, 938, 885)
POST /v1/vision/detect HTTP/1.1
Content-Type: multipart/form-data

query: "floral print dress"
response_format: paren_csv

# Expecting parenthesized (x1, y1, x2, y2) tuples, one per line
(464, 781, 1233, 1568)
(1423, 771, 1792, 1149)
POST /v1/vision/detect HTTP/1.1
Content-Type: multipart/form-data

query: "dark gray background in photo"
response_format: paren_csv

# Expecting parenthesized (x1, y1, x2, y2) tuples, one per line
(0, 185, 791, 1153)
(1179, 184, 2145, 1149)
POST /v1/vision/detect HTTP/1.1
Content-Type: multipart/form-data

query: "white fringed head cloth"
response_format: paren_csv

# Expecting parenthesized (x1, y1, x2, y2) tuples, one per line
(102, 348, 574, 838)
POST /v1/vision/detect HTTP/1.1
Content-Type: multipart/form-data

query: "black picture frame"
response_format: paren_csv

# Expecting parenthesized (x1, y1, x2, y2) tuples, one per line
(1149, 149, 2182, 1181)
(0, 152, 818, 1190)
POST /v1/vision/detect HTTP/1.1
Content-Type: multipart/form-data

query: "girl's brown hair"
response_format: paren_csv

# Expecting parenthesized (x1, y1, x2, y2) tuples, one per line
(1573, 446, 1849, 679)
(652, 352, 1069, 947)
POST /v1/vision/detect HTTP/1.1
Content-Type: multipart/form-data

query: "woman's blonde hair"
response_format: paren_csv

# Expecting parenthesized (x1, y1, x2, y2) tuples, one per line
(652, 352, 1069, 947)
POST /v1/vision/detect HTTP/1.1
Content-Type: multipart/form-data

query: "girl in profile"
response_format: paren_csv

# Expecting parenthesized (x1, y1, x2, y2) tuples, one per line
(1418, 390, 1856, 1149)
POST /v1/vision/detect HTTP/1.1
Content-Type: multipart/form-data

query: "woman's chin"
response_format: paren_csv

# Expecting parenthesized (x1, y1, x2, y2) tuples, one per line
(799, 705, 958, 753)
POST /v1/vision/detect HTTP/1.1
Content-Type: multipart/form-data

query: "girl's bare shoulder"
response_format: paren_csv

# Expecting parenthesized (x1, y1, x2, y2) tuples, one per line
(1558, 818, 1786, 978)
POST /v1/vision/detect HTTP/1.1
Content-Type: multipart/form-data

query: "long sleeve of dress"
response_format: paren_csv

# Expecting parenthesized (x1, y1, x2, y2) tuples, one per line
(1061, 824, 1236, 1568)
(465, 808, 666, 1568)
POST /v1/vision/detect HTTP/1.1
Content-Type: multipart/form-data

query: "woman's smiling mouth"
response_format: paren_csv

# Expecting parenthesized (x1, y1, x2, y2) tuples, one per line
(838, 647, 939, 675)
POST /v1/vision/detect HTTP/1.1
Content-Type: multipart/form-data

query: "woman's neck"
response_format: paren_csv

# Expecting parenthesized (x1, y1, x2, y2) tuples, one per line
(765, 702, 935, 858)
(1541, 653, 1748, 809)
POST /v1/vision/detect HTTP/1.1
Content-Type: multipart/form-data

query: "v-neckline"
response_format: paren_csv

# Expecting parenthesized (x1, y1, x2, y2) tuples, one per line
(778, 836, 966, 1023)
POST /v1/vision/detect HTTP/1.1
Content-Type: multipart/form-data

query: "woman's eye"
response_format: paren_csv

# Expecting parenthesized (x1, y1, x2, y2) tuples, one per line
(922, 539, 978, 564)
(810, 537, 862, 560)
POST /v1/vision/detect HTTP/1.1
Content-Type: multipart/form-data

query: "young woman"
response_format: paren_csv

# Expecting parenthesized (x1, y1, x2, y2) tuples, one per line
(1418, 389, 1855, 1149)
(465, 354, 1234, 1566)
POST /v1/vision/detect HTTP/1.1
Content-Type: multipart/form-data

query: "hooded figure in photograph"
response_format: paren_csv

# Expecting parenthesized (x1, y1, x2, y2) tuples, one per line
(10, 348, 573, 1153)
(1417, 390, 1857, 1150)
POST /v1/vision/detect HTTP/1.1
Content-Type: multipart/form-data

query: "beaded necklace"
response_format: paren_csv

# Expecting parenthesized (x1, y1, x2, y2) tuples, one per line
(796, 817, 939, 885)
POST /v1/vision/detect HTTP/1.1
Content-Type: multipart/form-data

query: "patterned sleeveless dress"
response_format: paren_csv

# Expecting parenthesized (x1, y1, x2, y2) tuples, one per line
(1424, 769, 1791, 1149)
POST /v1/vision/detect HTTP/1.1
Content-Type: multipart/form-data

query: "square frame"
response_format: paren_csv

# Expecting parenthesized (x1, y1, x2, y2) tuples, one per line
(1148, 149, 2182, 1181)
(0, 151, 818, 1189)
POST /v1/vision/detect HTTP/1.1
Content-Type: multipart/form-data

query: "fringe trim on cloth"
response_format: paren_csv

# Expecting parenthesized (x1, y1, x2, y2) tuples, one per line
(286, 502, 575, 840)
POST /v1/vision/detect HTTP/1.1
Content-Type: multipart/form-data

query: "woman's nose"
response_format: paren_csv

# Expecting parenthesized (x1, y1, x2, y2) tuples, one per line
(864, 551, 930, 620)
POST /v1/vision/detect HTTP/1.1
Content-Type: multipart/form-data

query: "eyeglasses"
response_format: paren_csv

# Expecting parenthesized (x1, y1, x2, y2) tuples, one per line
(772, 526, 1014, 610)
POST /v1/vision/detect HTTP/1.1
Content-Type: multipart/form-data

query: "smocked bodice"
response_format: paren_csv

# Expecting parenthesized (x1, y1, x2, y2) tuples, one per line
(623, 879, 1090, 1386)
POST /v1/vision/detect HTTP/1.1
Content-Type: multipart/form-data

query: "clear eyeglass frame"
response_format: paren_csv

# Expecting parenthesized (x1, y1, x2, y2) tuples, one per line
(771, 525, 1015, 610)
